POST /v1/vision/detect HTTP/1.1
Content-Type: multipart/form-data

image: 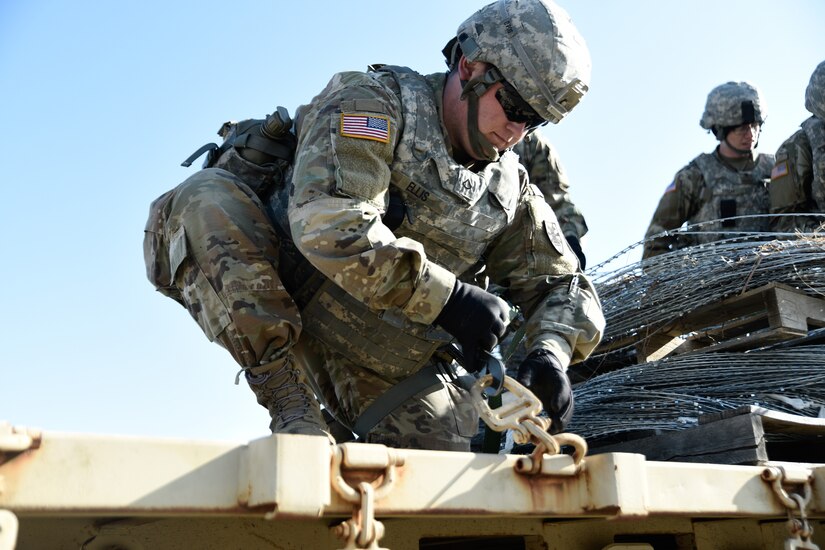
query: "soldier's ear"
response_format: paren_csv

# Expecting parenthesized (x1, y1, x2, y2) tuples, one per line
(458, 56, 487, 80)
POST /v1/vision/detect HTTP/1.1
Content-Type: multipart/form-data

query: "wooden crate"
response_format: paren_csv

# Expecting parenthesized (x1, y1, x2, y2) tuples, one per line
(636, 283, 825, 362)
(589, 406, 825, 466)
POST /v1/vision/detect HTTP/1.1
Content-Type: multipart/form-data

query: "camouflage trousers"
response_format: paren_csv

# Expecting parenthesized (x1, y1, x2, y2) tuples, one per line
(143, 169, 309, 418)
(295, 335, 479, 452)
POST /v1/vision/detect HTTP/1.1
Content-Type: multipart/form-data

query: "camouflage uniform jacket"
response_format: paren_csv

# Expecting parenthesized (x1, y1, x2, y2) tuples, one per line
(769, 116, 825, 232)
(642, 148, 774, 258)
(285, 67, 604, 369)
(512, 132, 588, 240)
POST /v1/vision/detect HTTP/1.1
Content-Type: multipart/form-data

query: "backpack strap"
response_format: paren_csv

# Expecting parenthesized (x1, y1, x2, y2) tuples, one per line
(180, 142, 219, 167)
(233, 131, 295, 162)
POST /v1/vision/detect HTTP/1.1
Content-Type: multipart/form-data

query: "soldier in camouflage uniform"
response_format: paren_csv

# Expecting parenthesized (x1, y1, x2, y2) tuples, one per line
(284, 0, 603, 451)
(769, 60, 825, 233)
(512, 131, 589, 268)
(643, 82, 775, 259)
(144, 0, 605, 451)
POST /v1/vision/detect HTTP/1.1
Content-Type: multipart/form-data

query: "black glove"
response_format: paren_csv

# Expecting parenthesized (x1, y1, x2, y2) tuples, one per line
(435, 280, 510, 373)
(565, 234, 586, 270)
(516, 349, 573, 434)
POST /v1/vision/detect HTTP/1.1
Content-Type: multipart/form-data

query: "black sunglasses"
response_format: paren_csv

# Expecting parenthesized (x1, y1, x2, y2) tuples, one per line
(495, 79, 546, 130)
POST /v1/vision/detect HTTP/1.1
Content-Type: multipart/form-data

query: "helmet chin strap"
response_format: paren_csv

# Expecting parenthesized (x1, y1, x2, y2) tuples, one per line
(460, 75, 500, 162)
(723, 137, 753, 156)
(721, 129, 759, 157)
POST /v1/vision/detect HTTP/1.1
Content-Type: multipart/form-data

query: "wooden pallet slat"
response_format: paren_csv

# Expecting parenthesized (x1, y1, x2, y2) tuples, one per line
(636, 283, 825, 361)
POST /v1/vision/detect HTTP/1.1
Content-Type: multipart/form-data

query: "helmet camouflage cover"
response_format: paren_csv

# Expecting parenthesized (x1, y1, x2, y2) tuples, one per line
(805, 60, 825, 120)
(454, 0, 591, 124)
(700, 81, 766, 131)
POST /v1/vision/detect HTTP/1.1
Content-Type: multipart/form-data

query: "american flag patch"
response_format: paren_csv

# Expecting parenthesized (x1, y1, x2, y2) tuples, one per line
(771, 161, 789, 180)
(340, 114, 390, 143)
(664, 180, 676, 193)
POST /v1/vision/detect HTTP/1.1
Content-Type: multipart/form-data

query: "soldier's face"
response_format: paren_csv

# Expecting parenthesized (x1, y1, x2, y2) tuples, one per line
(476, 81, 531, 152)
(727, 122, 761, 151)
(449, 58, 530, 160)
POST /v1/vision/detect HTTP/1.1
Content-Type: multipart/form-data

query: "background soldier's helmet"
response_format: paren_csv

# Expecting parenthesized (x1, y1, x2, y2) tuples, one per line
(699, 81, 766, 138)
(805, 60, 825, 120)
(453, 0, 591, 124)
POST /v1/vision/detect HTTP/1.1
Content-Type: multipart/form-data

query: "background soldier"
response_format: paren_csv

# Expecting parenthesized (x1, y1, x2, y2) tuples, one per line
(512, 131, 589, 268)
(769, 60, 825, 233)
(642, 82, 775, 259)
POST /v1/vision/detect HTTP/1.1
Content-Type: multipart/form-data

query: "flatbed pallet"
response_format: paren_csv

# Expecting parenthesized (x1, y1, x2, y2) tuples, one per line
(3, 421, 825, 549)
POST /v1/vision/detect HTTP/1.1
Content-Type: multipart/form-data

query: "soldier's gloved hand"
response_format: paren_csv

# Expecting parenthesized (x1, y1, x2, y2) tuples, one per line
(516, 349, 573, 434)
(565, 234, 586, 270)
(435, 280, 510, 373)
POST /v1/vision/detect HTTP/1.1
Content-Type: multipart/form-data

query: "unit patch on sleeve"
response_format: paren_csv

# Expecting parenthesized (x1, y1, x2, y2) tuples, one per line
(340, 113, 390, 143)
(544, 217, 566, 255)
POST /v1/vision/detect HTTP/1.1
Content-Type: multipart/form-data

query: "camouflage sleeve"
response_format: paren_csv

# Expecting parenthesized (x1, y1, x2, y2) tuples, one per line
(288, 71, 455, 325)
(484, 184, 604, 368)
(769, 130, 813, 227)
(641, 162, 703, 259)
(513, 133, 588, 239)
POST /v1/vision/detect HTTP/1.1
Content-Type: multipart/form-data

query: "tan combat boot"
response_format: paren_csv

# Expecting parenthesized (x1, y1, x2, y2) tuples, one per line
(245, 355, 332, 440)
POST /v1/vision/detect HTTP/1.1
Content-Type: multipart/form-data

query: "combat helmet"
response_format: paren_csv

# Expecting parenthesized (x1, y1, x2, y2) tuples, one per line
(699, 81, 766, 140)
(443, 0, 591, 160)
(805, 60, 825, 120)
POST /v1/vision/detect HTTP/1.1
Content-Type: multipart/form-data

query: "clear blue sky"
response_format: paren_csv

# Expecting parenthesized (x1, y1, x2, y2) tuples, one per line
(2, 1, 823, 442)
